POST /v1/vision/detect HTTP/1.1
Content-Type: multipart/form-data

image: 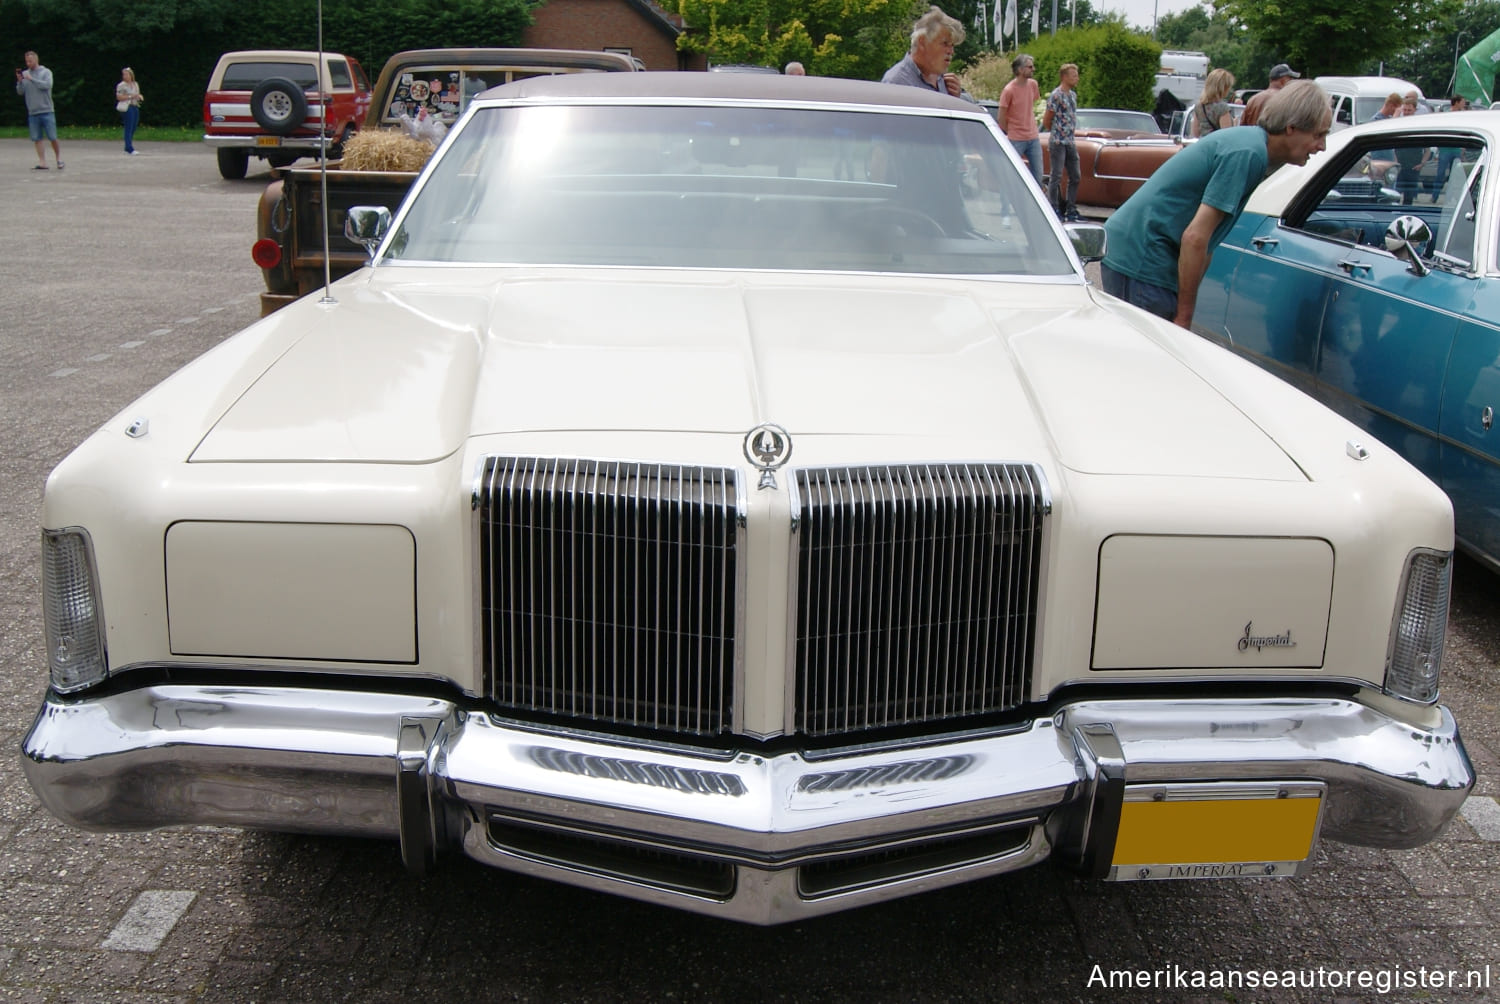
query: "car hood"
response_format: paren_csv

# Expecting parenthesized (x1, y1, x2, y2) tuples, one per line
(191, 269, 1302, 480)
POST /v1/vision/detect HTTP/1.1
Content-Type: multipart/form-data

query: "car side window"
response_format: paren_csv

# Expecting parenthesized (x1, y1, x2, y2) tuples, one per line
(328, 59, 352, 89)
(1436, 152, 1483, 269)
(1290, 135, 1484, 269)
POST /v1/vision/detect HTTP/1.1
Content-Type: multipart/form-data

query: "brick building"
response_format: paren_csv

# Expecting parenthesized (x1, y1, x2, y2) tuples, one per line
(523, 0, 708, 71)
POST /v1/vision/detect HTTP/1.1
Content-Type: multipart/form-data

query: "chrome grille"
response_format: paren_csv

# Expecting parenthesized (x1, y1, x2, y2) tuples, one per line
(475, 457, 741, 736)
(793, 464, 1046, 736)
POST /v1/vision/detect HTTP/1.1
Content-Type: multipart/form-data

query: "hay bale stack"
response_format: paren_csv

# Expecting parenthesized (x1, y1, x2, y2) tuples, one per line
(339, 129, 436, 172)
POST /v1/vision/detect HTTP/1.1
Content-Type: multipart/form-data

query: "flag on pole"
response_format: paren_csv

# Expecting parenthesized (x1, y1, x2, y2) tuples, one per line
(1456, 28, 1500, 107)
(1002, 0, 1016, 41)
(1030, 0, 1040, 38)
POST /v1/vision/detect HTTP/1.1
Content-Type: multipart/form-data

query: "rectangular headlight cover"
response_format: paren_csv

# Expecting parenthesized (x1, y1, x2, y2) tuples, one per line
(1385, 549, 1451, 704)
(41, 528, 108, 693)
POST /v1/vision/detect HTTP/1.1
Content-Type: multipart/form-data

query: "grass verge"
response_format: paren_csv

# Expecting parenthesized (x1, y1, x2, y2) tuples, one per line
(0, 125, 201, 142)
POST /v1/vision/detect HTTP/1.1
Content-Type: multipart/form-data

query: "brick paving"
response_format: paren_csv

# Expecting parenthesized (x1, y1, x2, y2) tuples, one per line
(2, 139, 1499, 1003)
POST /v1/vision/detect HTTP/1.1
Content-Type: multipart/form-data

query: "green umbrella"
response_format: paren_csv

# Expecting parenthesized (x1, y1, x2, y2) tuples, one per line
(1456, 27, 1500, 106)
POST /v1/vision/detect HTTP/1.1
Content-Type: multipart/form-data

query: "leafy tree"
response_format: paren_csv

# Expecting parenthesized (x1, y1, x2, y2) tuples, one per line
(971, 21, 1157, 108)
(983, 0, 1110, 52)
(2, 0, 533, 127)
(1155, 2, 1278, 92)
(1379, 0, 1500, 99)
(675, 0, 925, 79)
(1219, 0, 1462, 77)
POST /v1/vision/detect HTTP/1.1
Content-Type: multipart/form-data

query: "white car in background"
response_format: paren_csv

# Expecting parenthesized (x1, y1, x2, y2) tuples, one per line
(23, 73, 1472, 925)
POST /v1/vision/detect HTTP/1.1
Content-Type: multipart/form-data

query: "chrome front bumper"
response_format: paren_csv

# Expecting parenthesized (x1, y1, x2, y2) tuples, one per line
(21, 686, 1473, 924)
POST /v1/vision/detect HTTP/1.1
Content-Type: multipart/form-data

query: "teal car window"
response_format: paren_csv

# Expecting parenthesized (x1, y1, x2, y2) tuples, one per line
(1293, 135, 1485, 271)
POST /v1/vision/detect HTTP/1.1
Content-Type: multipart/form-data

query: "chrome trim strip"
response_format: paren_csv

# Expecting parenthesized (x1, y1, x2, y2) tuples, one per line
(23, 688, 1473, 924)
(731, 472, 749, 737)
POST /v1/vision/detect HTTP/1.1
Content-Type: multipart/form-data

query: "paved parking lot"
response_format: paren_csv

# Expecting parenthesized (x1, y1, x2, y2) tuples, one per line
(4, 139, 1500, 1003)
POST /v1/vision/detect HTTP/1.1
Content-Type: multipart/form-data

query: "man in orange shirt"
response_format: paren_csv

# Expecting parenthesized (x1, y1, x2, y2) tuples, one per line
(997, 53, 1043, 184)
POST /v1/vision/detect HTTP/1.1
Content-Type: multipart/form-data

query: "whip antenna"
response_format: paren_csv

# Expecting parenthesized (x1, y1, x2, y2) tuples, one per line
(317, 0, 336, 305)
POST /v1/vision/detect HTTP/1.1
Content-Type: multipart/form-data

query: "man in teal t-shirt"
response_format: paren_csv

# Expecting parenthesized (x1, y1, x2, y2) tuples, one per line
(1102, 80, 1332, 329)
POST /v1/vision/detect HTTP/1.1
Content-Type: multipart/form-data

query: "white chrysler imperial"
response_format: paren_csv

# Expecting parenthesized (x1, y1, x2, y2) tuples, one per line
(22, 73, 1472, 924)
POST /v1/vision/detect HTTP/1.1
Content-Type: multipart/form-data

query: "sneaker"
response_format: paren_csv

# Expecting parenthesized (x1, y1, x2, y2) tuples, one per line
(1065, 212, 1084, 223)
(56, 162, 64, 169)
(126, 150, 138, 155)
(31, 164, 48, 170)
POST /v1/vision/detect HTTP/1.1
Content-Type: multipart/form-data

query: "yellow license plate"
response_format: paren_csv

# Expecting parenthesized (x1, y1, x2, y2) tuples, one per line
(1109, 781, 1323, 881)
(255, 136, 282, 148)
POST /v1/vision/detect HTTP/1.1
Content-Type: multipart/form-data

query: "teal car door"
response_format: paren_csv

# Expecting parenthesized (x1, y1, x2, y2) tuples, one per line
(1207, 212, 1332, 395)
(1313, 246, 1461, 484)
(1438, 146, 1500, 562)
(1311, 135, 1484, 485)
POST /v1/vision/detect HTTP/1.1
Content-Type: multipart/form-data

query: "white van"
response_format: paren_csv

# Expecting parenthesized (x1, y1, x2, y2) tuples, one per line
(1316, 76, 1424, 130)
(1155, 49, 1208, 105)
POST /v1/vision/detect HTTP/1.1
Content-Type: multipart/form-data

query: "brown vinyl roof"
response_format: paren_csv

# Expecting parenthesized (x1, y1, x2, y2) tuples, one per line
(477, 70, 980, 114)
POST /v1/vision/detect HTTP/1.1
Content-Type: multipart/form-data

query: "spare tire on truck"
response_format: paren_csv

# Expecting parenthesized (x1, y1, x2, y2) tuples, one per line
(250, 77, 309, 136)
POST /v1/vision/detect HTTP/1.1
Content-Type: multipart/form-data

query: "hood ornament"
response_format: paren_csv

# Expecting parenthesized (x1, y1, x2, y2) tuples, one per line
(743, 423, 792, 490)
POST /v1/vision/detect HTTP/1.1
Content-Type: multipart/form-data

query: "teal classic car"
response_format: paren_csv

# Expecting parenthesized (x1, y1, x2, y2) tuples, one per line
(1193, 110, 1500, 568)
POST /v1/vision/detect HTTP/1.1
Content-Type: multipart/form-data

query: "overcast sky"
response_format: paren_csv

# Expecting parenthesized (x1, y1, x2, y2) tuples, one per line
(1094, 0, 1204, 34)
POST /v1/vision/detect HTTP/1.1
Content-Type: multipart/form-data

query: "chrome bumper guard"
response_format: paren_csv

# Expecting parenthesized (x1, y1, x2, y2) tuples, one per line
(202, 135, 332, 151)
(22, 687, 1472, 925)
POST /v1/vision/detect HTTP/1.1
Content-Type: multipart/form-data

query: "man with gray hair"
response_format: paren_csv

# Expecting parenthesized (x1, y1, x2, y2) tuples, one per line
(1102, 80, 1331, 329)
(881, 6, 966, 98)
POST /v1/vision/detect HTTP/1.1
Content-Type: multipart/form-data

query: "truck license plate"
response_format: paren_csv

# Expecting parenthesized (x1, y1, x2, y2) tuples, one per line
(1107, 781, 1323, 881)
(255, 136, 282, 148)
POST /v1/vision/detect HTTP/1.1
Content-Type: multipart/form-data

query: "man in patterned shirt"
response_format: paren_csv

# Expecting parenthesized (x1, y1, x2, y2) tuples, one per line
(1043, 63, 1081, 221)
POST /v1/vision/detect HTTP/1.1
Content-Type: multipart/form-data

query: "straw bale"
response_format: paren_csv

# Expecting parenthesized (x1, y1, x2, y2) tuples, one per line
(339, 129, 436, 172)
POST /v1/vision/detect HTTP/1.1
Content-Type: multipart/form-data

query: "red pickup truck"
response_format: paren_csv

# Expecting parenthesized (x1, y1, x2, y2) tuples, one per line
(204, 49, 373, 180)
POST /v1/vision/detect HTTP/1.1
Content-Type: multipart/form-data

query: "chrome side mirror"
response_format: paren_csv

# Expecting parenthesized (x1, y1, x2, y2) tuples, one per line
(345, 206, 392, 260)
(1067, 221, 1107, 263)
(1384, 214, 1432, 277)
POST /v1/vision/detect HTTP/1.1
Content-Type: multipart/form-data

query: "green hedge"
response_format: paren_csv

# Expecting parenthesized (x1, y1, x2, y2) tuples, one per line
(1013, 23, 1159, 111)
(3, 0, 534, 129)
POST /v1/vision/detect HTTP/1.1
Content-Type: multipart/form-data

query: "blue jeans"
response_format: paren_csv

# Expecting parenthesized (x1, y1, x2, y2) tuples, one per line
(1101, 264, 1177, 321)
(122, 105, 140, 153)
(1010, 136, 1044, 186)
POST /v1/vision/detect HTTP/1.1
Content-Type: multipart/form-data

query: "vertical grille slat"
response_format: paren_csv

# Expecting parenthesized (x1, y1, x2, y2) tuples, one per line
(794, 463, 1046, 737)
(477, 457, 739, 737)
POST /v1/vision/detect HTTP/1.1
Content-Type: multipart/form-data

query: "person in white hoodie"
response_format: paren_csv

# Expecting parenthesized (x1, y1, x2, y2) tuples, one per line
(15, 50, 62, 170)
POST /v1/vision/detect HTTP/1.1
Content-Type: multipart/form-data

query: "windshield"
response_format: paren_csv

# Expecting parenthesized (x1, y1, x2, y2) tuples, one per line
(386, 103, 1074, 276)
(1354, 96, 1390, 124)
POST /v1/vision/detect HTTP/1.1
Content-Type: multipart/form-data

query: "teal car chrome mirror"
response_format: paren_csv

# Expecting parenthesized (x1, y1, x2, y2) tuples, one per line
(1385, 215, 1432, 277)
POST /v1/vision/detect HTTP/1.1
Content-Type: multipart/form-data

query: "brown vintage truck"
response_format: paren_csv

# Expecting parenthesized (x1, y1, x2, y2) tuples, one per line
(252, 48, 640, 315)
